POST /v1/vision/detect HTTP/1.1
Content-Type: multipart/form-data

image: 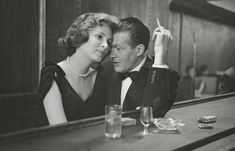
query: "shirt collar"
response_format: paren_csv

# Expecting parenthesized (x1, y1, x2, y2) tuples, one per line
(130, 55, 147, 72)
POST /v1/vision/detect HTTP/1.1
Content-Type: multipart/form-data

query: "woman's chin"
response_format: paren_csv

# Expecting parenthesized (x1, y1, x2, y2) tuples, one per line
(94, 55, 104, 62)
(91, 58, 101, 64)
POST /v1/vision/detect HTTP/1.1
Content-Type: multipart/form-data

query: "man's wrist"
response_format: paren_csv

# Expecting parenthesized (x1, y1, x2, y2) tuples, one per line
(154, 53, 167, 64)
(152, 64, 169, 69)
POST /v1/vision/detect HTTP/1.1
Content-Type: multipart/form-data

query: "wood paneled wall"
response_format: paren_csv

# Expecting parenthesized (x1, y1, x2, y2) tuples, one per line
(180, 14, 235, 75)
(46, 0, 82, 63)
(0, 0, 39, 133)
(0, 92, 43, 133)
(0, 0, 39, 94)
(169, 0, 235, 75)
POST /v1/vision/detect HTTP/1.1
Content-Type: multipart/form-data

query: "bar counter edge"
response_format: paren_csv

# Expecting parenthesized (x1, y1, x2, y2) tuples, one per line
(1, 92, 235, 144)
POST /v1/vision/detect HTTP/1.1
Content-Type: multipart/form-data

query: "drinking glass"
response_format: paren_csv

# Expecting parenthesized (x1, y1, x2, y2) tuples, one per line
(140, 106, 153, 135)
(105, 105, 122, 138)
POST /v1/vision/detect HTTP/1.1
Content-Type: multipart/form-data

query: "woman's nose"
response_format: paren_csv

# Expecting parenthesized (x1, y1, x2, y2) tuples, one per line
(101, 41, 108, 49)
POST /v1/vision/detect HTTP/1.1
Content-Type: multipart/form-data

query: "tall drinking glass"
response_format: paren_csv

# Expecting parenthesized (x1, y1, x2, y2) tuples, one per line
(105, 105, 122, 138)
(140, 106, 153, 135)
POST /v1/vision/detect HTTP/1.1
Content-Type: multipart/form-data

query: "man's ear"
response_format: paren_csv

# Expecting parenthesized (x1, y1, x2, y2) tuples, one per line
(135, 44, 145, 57)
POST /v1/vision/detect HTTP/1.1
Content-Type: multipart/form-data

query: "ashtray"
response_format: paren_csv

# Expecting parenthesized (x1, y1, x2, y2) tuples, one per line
(153, 117, 185, 131)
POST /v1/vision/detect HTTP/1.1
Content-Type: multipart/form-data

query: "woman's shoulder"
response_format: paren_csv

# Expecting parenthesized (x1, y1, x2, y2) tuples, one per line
(41, 61, 65, 76)
(38, 61, 65, 100)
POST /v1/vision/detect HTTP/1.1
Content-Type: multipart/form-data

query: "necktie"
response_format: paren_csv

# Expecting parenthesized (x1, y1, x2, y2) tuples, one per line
(120, 71, 139, 81)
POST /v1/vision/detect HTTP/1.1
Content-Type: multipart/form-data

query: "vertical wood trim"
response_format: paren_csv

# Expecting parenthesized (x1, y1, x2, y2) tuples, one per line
(146, 0, 154, 56)
(178, 10, 183, 72)
(39, 0, 46, 81)
(146, 0, 153, 26)
(74, 0, 82, 16)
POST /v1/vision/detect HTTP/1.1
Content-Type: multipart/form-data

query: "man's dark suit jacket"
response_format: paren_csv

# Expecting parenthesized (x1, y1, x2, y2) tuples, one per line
(102, 57, 180, 117)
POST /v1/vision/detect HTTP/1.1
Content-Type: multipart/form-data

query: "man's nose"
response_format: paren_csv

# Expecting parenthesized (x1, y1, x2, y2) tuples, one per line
(110, 49, 117, 58)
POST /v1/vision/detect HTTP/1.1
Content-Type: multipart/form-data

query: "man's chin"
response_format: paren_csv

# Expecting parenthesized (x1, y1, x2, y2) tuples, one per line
(113, 67, 123, 73)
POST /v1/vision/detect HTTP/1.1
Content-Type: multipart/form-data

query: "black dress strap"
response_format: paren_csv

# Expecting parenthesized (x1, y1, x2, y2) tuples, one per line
(36, 61, 66, 126)
(37, 61, 65, 101)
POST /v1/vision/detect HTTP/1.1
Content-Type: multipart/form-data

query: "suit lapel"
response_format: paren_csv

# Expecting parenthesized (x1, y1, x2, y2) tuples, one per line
(123, 57, 153, 111)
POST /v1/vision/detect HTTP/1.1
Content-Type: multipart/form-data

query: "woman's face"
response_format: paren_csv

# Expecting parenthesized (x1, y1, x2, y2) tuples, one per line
(79, 25, 112, 63)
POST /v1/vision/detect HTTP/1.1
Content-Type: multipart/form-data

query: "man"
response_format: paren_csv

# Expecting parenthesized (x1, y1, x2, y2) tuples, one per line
(103, 17, 179, 117)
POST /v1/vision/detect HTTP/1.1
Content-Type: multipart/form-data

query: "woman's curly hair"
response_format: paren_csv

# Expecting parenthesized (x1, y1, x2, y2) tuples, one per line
(58, 13, 119, 56)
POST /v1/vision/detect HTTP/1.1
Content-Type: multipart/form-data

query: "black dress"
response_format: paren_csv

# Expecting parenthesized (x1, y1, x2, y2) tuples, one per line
(37, 62, 105, 124)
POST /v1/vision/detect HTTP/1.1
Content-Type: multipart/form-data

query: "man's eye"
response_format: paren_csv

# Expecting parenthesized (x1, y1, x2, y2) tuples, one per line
(112, 47, 120, 51)
(111, 47, 116, 51)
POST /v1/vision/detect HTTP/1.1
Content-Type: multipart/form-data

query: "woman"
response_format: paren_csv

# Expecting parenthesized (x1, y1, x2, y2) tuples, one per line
(38, 13, 118, 125)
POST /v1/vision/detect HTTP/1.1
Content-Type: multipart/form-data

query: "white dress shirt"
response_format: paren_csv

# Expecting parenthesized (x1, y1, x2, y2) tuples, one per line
(120, 57, 147, 107)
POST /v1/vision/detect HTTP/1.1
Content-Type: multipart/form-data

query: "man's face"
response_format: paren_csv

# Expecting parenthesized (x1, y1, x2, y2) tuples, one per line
(110, 32, 138, 73)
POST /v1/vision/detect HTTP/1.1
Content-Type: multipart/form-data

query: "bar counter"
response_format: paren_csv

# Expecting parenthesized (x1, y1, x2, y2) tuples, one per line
(1, 93, 235, 151)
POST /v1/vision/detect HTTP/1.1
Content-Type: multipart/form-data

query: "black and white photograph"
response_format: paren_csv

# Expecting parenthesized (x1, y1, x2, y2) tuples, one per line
(0, 0, 235, 150)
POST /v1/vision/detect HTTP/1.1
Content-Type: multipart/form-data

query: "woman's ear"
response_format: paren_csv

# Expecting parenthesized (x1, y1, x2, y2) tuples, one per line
(135, 44, 145, 57)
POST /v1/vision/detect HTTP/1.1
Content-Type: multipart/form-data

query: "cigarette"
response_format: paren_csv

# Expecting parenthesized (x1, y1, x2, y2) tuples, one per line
(157, 18, 161, 27)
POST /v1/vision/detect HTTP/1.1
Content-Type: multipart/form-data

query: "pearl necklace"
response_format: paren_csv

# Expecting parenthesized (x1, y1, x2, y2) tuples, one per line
(67, 57, 89, 77)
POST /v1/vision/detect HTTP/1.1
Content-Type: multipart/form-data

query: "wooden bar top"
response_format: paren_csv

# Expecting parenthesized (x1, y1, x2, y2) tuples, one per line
(1, 95, 235, 151)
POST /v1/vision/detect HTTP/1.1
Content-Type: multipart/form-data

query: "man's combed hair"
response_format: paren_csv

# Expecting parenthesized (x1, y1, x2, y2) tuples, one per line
(114, 17, 150, 51)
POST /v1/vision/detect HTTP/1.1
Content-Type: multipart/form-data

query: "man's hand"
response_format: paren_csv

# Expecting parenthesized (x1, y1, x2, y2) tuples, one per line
(152, 26, 173, 65)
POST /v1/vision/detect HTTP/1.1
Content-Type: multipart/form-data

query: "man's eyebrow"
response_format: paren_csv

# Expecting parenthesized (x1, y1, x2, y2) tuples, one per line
(112, 43, 119, 46)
